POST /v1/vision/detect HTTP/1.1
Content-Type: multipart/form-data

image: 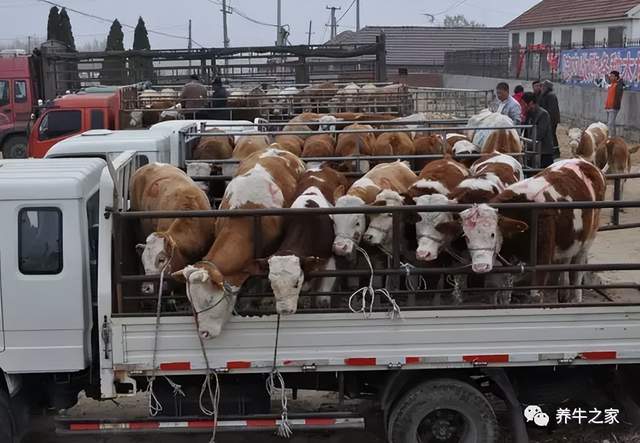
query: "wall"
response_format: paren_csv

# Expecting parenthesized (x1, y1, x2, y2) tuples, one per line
(508, 19, 638, 47)
(444, 74, 640, 141)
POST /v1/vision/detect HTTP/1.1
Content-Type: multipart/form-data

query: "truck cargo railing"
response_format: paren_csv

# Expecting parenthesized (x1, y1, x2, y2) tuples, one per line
(410, 87, 494, 118)
(112, 197, 640, 316)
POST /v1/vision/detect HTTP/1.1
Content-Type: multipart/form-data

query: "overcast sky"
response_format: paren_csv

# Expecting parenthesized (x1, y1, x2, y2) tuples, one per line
(0, 0, 540, 49)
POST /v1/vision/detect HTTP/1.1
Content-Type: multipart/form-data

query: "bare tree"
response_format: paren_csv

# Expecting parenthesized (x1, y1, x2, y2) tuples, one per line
(444, 15, 485, 28)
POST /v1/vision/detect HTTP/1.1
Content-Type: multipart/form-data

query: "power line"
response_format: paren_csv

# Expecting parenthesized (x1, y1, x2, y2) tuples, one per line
(207, 0, 278, 28)
(36, 0, 205, 47)
(337, 0, 357, 23)
(432, 0, 471, 16)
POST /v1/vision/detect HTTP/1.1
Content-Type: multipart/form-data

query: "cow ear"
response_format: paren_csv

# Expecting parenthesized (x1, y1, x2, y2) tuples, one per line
(436, 220, 462, 237)
(334, 185, 346, 201)
(171, 269, 187, 283)
(498, 216, 529, 237)
(371, 199, 387, 207)
(136, 244, 146, 255)
(302, 256, 326, 274)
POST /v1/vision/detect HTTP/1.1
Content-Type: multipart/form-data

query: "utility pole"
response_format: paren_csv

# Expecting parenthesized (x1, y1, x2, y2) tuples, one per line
(276, 0, 283, 46)
(326, 6, 341, 40)
(27, 35, 32, 52)
(356, 0, 360, 31)
(306, 20, 314, 46)
(221, 0, 230, 48)
(188, 20, 192, 69)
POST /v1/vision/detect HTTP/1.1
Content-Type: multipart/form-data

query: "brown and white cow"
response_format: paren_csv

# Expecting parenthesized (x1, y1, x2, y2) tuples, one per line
(131, 163, 215, 295)
(333, 161, 416, 257)
(264, 166, 348, 314)
(414, 134, 444, 169)
(302, 134, 336, 169)
(187, 129, 235, 193)
(482, 129, 522, 154)
(372, 130, 415, 158)
(172, 148, 305, 338)
(452, 140, 481, 168)
(602, 137, 640, 198)
(274, 134, 304, 157)
(226, 133, 272, 176)
(570, 122, 608, 166)
(335, 123, 376, 171)
(446, 133, 471, 151)
(412, 152, 523, 263)
(459, 158, 606, 303)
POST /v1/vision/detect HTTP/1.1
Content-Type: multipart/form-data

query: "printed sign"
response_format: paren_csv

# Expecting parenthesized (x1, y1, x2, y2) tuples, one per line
(524, 405, 620, 427)
(561, 47, 640, 90)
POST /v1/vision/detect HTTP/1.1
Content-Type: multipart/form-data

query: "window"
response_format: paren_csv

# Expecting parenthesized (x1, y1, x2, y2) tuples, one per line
(542, 31, 552, 45)
(608, 27, 625, 48)
(512, 33, 520, 47)
(136, 154, 149, 167)
(561, 30, 573, 49)
(19, 208, 63, 275)
(38, 110, 82, 141)
(0, 80, 8, 106)
(526, 32, 535, 47)
(14, 80, 27, 103)
(583, 29, 596, 47)
(90, 109, 105, 129)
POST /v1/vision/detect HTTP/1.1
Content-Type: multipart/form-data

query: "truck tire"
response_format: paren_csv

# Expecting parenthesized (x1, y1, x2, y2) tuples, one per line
(0, 387, 17, 443)
(387, 378, 499, 443)
(2, 135, 28, 159)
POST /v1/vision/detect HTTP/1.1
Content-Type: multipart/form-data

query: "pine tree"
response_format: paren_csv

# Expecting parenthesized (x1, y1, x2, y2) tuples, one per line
(132, 17, 154, 82)
(46, 6, 60, 41)
(102, 19, 126, 85)
(58, 8, 76, 50)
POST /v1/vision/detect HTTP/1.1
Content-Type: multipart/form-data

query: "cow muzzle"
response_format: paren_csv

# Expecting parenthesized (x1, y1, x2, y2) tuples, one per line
(333, 239, 354, 256)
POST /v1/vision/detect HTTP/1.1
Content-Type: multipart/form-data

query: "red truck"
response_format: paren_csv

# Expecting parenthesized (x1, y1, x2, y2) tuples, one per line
(0, 53, 35, 158)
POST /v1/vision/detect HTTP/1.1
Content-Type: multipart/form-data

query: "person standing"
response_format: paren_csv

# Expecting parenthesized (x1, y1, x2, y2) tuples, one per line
(209, 77, 230, 120)
(522, 92, 554, 168)
(180, 74, 209, 119)
(532, 79, 543, 97)
(490, 82, 522, 125)
(538, 80, 561, 158)
(513, 85, 527, 124)
(605, 70, 624, 137)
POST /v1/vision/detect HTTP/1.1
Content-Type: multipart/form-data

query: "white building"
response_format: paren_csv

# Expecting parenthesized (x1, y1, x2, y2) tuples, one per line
(506, 0, 640, 48)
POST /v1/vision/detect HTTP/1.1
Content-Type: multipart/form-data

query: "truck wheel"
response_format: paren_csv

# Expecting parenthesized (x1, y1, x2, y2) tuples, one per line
(0, 388, 17, 443)
(387, 378, 499, 443)
(3, 136, 28, 159)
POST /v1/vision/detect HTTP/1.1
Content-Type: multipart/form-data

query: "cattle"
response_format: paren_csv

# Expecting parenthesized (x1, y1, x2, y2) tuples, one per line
(414, 134, 445, 169)
(452, 140, 481, 168)
(446, 133, 471, 151)
(228, 134, 272, 176)
(468, 111, 519, 152)
(172, 149, 305, 338)
(131, 163, 215, 295)
(263, 167, 348, 314)
(300, 82, 339, 113)
(333, 161, 417, 257)
(459, 158, 606, 303)
(483, 129, 522, 154)
(187, 129, 235, 194)
(570, 122, 609, 167)
(330, 83, 361, 113)
(372, 129, 415, 159)
(335, 124, 376, 171)
(602, 137, 640, 198)
(412, 152, 523, 263)
(274, 134, 304, 157)
(302, 134, 336, 169)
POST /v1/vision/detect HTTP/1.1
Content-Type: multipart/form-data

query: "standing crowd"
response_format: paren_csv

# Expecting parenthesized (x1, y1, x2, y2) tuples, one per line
(490, 70, 624, 168)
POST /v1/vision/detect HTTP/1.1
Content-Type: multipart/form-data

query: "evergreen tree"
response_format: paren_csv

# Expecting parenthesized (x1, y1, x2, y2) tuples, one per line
(58, 8, 76, 50)
(47, 6, 60, 41)
(132, 16, 154, 82)
(102, 19, 126, 85)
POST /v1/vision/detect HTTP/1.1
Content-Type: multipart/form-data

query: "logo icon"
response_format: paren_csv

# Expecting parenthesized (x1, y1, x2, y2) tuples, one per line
(524, 405, 550, 427)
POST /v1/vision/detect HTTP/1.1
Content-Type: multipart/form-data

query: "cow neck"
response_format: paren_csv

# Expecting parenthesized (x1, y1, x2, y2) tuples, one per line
(275, 213, 334, 260)
(348, 186, 379, 204)
(164, 216, 215, 261)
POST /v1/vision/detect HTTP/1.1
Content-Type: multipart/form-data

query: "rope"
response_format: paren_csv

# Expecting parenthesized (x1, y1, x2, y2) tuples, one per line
(265, 315, 292, 438)
(147, 254, 185, 417)
(446, 274, 465, 305)
(400, 262, 428, 292)
(187, 281, 221, 443)
(348, 246, 401, 319)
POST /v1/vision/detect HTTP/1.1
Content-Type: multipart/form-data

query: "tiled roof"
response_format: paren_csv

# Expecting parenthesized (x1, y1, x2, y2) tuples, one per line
(505, 0, 640, 29)
(325, 26, 508, 65)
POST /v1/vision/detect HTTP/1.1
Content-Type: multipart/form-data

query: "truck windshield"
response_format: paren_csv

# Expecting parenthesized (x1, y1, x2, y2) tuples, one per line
(38, 110, 82, 140)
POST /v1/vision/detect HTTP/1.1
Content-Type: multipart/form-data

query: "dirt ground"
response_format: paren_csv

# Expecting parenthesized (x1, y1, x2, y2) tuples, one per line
(24, 125, 640, 443)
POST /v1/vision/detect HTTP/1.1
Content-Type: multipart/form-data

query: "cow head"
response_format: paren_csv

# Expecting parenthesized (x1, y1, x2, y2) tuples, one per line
(414, 194, 461, 262)
(172, 262, 237, 339)
(138, 233, 182, 295)
(459, 204, 528, 273)
(364, 190, 405, 249)
(568, 128, 583, 156)
(332, 194, 365, 258)
(266, 255, 326, 315)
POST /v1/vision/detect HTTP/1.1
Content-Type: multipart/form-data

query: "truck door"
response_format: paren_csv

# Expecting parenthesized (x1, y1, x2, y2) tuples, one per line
(12, 79, 30, 132)
(29, 109, 82, 158)
(0, 79, 13, 141)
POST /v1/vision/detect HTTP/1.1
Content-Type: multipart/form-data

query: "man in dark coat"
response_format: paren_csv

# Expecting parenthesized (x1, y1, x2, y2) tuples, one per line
(180, 74, 209, 119)
(538, 80, 561, 158)
(522, 92, 554, 168)
(209, 77, 230, 120)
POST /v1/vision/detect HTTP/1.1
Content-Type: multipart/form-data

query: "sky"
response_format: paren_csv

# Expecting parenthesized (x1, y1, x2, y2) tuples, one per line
(0, 0, 540, 49)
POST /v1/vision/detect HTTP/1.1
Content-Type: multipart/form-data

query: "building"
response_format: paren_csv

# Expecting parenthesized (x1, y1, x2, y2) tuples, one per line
(326, 26, 508, 86)
(506, 0, 640, 48)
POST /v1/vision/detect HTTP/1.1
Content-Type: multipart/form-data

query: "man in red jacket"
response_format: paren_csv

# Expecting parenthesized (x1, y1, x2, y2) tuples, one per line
(605, 70, 624, 136)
